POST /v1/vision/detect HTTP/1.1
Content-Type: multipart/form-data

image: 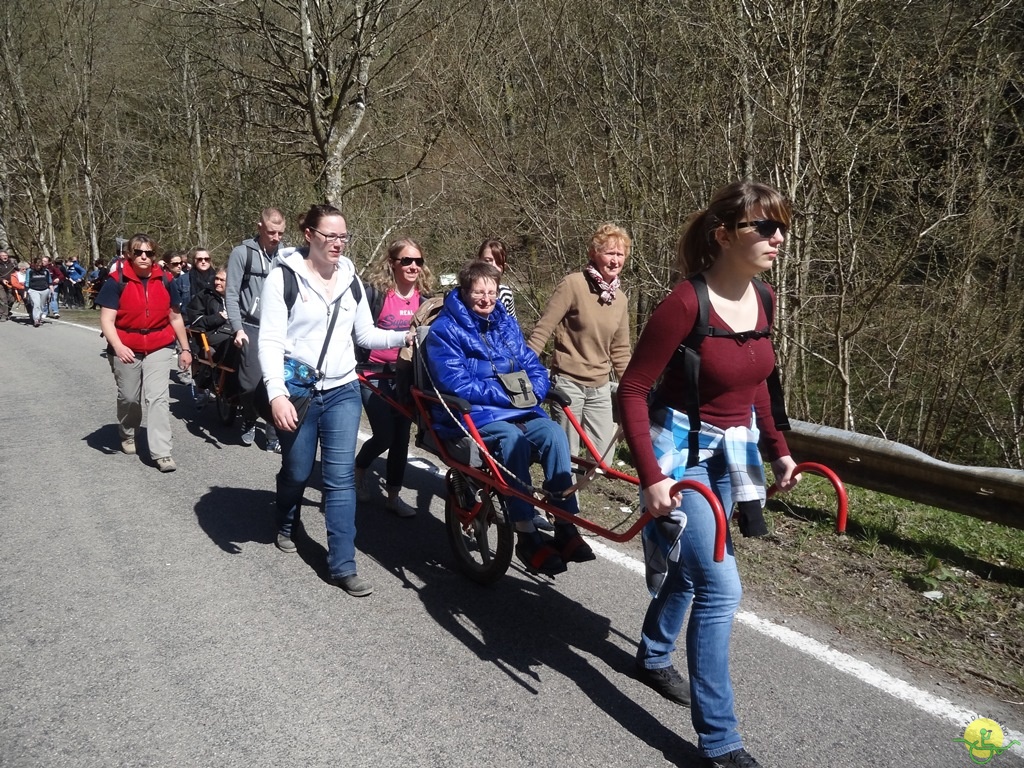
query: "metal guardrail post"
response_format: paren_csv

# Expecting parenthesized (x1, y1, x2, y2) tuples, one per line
(785, 420, 1024, 530)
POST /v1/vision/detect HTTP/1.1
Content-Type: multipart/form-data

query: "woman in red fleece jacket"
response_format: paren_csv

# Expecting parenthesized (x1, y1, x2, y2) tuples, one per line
(618, 181, 800, 768)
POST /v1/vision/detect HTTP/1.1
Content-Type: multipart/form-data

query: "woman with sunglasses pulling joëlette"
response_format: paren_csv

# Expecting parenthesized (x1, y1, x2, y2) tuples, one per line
(258, 204, 412, 598)
(354, 239, 435, 517)
(617, 181, 801, 768)
(96, 234, 192, 473)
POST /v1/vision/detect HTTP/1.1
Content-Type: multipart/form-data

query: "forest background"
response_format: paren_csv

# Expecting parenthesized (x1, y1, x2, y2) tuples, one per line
(1, 0, 1022, 469)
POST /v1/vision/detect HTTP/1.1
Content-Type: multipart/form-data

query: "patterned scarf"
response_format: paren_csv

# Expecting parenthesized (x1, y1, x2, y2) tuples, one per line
(584, 262, 620, 304)
(641, 407, 767, 597)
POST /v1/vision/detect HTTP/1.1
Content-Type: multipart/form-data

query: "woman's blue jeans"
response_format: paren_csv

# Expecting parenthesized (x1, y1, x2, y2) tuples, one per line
(276, 381, 363, 579)
(355, 380, 412, 488)
(476, 416, 579, 523)
(637, 453, 744, 759)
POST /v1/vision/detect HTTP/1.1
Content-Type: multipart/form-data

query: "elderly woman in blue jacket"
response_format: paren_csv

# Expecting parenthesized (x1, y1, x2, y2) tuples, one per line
(425, 260, 595, 576)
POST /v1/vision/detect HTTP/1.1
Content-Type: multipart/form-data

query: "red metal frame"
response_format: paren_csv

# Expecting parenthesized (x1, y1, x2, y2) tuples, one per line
(766, 461, 848, 533)
(359, 368, 730, 562)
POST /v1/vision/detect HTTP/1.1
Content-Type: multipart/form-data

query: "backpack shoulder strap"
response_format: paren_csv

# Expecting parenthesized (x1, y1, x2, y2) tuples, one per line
(349, 275, 363, 305)
(752, 278, 790, 431)
(752, 277, 774, 327)
(677, 276, 708, 464)
(241, 243, 259, 294)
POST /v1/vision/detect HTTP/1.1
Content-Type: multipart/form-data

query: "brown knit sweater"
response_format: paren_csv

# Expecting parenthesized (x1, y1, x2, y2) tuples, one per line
(527, 271, 631, 387)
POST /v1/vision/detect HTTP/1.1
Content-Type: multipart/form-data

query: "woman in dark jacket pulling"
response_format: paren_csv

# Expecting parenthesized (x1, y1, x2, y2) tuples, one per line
(424, 260, 595, 576)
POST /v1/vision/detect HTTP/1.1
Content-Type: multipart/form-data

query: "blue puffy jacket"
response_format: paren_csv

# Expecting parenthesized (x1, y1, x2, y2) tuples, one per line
(424, 288, 550, 439)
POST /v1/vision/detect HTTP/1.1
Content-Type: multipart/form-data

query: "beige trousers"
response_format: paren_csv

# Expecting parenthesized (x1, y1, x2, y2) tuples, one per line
(108, 347, 175, 459)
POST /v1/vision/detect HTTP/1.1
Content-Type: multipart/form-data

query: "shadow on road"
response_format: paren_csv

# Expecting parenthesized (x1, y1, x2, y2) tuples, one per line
(356, 455, 702, 767)
(194, 485, 277, 554)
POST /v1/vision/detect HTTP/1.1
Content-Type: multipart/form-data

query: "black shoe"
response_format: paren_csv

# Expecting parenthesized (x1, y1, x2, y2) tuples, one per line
(553, 523, 596, 563)
(333, 573, 373, 597)
(635, 662, 691, 706)
(701, 748, 762, 768)
(515, 530, 566, 576)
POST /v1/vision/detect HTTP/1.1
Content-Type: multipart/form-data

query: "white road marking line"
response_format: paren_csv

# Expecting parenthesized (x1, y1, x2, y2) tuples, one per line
(589, 538, 1024, 756)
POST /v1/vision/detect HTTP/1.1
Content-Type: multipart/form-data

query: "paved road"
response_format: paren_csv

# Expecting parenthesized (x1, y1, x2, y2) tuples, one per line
(2, 316, 1022, 768)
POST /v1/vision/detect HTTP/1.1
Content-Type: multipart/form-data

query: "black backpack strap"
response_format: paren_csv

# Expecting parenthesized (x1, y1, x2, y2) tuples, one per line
(752, 278, 790, 432)
(679, 275, 711, 466)
(279, 267, 361, 316)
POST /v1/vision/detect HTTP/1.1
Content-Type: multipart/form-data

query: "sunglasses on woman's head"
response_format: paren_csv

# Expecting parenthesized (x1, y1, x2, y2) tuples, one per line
(395, 257, 424, 267)
(734, 219, 788, 238)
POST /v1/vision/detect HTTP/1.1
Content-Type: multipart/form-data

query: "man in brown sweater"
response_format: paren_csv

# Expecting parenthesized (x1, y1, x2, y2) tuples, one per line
(528, 223, 632, 461)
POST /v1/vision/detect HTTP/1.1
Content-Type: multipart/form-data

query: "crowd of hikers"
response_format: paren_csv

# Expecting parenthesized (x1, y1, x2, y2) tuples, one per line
(2, 181, 801, 768)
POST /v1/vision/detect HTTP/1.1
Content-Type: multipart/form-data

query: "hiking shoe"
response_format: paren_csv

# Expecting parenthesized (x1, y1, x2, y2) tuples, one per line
(121, 438, 136, 455)
(275, 533, 296, 553)
(333, 573, 373, 597)
(635, 662, 690, 706)
(265, 439, 281, 454)
(155, 457, 177, 473)
(700, 749, 762, 768)
(515, 530, 566, 576)
(554, 523, 596, 563)
(533, 512, 555, 531)
(240, 422, 256, 446)
(385, 497, 417, 518)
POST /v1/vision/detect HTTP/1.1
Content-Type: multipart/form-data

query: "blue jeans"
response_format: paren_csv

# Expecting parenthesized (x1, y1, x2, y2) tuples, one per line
(355, 381, 412, 488)
(476, 416, 579, 523)
(637, 453, 743, 759)
(276, 381, 363, 579)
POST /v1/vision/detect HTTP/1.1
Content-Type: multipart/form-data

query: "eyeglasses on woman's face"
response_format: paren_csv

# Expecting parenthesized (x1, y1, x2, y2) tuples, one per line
(168, 260, 182, 267)
(194, 256, 211, 263)
(310, 228, 352, 244)
(469, 290, 498, 300)
(735, 219, 788, 238)
(394, 256, 424, 267)
(132, 248, 154, 258)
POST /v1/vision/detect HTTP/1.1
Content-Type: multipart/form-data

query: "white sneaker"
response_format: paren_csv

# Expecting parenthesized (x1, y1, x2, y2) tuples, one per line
(386, 497, 417, 518)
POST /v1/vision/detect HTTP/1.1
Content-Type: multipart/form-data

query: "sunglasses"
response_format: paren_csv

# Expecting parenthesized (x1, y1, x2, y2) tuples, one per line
(394, 257, 424, 267)
(132, 249, 154, 258)
(168, 260, 182, 266)
(734, 219, 788, 238)
(194, 256, 211, 262)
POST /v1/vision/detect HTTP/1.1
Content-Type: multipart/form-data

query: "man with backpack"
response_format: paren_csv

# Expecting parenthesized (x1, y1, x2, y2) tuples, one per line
(225, 208, 286, 451)
(0, 250, 16, 321)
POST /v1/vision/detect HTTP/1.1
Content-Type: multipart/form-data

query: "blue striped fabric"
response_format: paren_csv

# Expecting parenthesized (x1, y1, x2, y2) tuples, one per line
(642, 406, 766, 596)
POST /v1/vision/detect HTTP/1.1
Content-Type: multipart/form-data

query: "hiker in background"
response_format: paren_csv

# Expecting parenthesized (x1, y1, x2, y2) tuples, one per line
(476, 238, 517, 319)
(354, 238, 435, 517)
(226, 210, 285, 452)
(25, 258, 53, 327)
(617, 180, 801, 768)
(0, 250, 16, 321)
(528, 222, 632, 464)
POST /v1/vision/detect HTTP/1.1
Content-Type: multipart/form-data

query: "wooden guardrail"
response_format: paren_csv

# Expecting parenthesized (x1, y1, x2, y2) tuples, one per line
(785, 420, 1024, 531)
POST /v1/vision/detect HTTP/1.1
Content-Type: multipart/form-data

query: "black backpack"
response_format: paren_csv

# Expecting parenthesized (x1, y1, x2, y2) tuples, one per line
(665, 274, 790, 466)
